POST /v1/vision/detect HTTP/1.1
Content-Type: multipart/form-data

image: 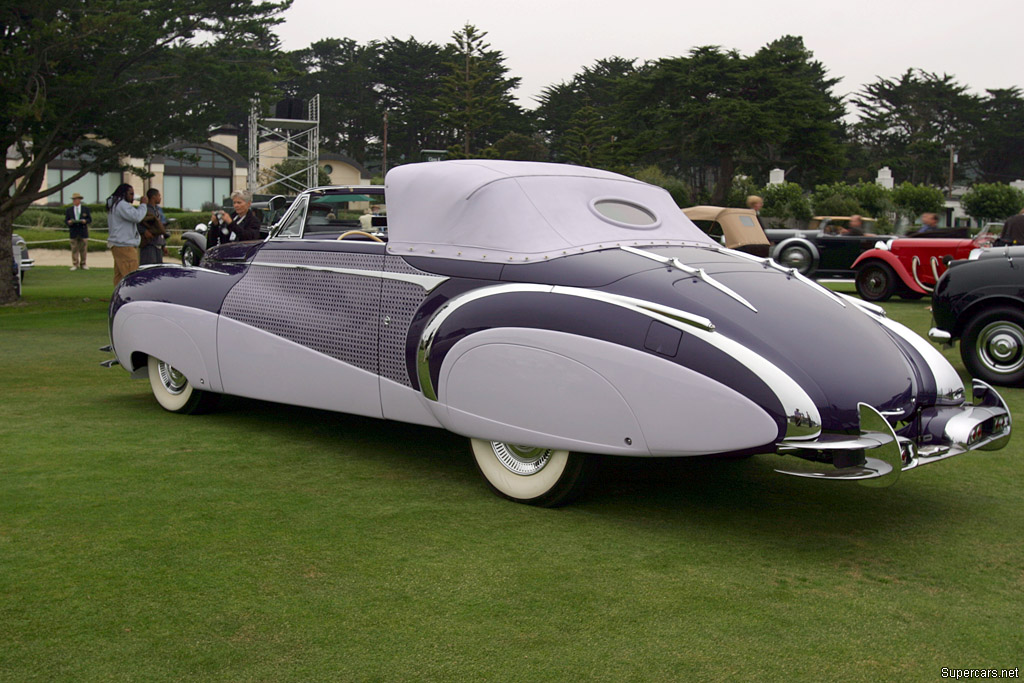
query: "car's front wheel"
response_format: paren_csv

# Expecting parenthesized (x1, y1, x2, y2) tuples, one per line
(961, 307, 1024, 385)
(470, 439, 589, 506)
(776, 243, 814, 276)
(147, 355, 220, 414)
(856, 262, 897, 301)
(181, 242, 203, 267)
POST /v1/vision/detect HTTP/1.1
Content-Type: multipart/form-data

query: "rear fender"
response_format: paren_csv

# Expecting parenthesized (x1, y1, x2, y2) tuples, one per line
(434, 327, 779, 457)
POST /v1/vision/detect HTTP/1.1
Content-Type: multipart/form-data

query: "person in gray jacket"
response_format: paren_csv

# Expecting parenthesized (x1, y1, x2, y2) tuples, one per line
(106, 183, 149, 285)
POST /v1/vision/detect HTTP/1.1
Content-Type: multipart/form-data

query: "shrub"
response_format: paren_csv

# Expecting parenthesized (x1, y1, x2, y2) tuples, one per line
(960, 183, 1024, 223)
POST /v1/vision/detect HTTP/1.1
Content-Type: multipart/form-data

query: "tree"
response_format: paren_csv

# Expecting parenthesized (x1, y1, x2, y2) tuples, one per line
(810, 181, 893, 219)
(560, 106, 620, 170)
(286, 39, 379, 165)
(372, 37, 452, 167)
(761, 182, 811, 221)
(960, 183, 1024, 223)
(629, 36, 845, 204)
(633, 166, 689, 207)
(969, 88, 1024, 183)
(482, 133, 550, 161)
(535, 57, 639, 163)
(0, 0, 290, 303)
(851, 70, 981, 187)
(891, 182, 945, 220)
(435, 24, 523, 158)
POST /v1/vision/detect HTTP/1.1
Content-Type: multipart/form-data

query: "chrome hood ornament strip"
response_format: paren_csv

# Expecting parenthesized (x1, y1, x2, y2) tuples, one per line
(620, 245, 758, 313)
(251, 261, 448, 292)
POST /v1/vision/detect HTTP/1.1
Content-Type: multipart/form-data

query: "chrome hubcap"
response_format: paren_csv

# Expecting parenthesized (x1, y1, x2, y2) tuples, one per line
(978, 322, 1024, 375)
(157, 361, 188, 395)
(780, 249, 807, 268)
(490, 442, 553, 476)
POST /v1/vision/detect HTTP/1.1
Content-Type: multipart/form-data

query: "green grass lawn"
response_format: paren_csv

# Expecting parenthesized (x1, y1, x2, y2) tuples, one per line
(2, 269, 1022, 680)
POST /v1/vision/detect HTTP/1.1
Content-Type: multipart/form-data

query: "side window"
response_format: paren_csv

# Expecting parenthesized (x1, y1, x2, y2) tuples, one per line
(275, 197, 308, 238)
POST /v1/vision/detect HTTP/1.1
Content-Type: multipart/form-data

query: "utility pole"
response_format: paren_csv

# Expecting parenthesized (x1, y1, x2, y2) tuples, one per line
(382, 110, 389, 178)
(947, 145, 956, 199)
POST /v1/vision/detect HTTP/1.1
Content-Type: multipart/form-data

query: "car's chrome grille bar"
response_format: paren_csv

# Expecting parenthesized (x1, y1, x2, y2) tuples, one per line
(251, 261, 448, 292)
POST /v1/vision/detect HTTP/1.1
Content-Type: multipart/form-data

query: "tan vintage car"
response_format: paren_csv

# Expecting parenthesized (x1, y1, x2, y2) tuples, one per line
(683, 206, 771, 257)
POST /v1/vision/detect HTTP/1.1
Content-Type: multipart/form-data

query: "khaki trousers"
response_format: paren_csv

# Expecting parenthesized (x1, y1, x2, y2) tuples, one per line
(70, 238, 88, 267)
(111, 246, 139, 286)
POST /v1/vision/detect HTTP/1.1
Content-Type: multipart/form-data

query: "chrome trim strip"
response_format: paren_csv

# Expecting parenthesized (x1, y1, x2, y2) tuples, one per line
(138, 263, 232, 276)
(911, 256, 935, 293)
(620, 245, 757, 312)
(415, 283, 821, 440)
(251, 261, 448, 292)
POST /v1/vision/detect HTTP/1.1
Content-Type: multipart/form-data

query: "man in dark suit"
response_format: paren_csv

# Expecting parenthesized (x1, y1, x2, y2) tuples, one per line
(65, 192, 92, 270)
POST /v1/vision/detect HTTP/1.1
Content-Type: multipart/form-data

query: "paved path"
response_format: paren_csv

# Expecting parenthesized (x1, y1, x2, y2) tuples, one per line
(31, 249, 115, 268)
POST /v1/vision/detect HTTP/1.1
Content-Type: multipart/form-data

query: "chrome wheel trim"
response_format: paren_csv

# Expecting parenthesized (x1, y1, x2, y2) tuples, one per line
(778, 246, 809, 270)
(977, 321, 1024, 376)
(489, 442, 554, 476)
(861, 267, 888, 298)
(157, 361, 189, 395)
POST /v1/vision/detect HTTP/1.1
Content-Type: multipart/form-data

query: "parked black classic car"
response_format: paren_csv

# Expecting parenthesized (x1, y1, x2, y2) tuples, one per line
(930, 245, 1024, 385)
(766, 216, 890, 278)
(106, 161, 1011, 505)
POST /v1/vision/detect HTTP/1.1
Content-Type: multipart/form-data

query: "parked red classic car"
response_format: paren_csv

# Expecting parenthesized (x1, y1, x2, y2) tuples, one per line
(853, 230, 996, 301)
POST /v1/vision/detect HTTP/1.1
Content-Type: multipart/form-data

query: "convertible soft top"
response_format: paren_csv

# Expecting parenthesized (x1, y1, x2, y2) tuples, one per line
(385, 160, 714, 262)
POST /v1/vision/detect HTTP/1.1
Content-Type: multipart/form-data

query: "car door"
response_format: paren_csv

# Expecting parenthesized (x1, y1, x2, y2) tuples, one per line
(216, 238, 386, 418)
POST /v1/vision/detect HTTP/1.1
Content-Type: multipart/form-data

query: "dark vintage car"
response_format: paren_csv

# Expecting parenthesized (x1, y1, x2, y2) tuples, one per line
(852, 229, 996, 301)
(930, 246, 1024, 385)
(766, 216, 892, 278)
(683, 206, 770, 257)
(104, 161, 1011, 505)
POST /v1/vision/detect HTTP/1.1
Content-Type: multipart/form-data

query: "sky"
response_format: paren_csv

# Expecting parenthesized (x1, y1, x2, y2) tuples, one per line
(275, 0, 1022, 110)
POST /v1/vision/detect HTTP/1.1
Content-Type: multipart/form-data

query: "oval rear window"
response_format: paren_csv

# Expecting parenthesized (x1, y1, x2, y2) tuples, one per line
(592, 199, 658, 228)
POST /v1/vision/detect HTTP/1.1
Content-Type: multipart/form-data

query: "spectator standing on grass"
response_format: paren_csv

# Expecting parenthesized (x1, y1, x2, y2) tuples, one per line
(139, 188, 168, 265)
(64, 192, 92, 270)
(106, 183, 148, 286)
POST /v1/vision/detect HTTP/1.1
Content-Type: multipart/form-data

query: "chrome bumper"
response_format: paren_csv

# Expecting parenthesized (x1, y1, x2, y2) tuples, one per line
(928, 327, 954, 347)
(774, 380, 1011, 486)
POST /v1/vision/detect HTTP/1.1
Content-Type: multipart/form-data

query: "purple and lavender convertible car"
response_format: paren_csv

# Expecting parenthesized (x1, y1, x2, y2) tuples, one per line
(105, 161, 1011, 505)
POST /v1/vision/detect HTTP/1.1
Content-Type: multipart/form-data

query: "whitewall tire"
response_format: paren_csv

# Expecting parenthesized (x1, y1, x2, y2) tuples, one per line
(147, 355, 220, 414)
(470, 439, 589, 506)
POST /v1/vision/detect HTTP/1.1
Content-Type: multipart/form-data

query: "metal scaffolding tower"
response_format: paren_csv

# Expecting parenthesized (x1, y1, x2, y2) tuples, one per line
(248, 94, 320, 195)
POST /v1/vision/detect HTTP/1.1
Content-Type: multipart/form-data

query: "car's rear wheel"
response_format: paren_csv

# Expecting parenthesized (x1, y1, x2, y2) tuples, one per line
(961, 307, 1024, 385)
(147, 355, 220, 414)
(855, 262, 897, 301)
(776, 244, 814, 275)
(470, 439, 589, 506)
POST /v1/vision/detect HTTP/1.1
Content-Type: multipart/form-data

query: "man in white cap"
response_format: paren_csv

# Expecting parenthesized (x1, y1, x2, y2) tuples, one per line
(64, 192, 92, 270)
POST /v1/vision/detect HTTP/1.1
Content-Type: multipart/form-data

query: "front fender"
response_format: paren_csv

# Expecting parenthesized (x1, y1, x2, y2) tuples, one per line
(181, 231, 207, 252)
(853, 251, 926, 294)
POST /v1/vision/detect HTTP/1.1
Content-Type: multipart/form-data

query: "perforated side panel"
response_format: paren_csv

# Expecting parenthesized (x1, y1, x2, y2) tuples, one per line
(223, 251, 384, 374)
(380, 256, 432, 386)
